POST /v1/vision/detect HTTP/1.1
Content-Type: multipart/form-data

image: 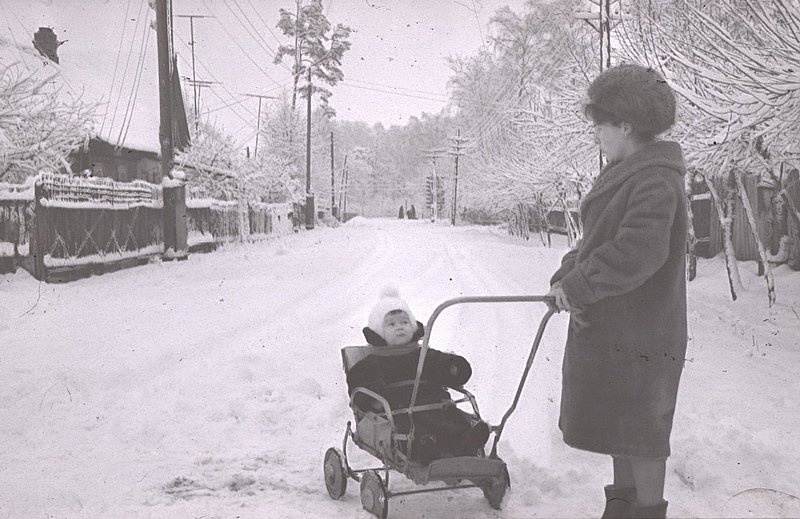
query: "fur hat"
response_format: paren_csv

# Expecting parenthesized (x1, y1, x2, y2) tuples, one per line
(585, 63, 676, 139)
(368, 286, 416, 339)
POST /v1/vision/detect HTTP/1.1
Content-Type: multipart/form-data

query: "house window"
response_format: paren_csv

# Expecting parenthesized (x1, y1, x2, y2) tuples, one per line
(117, 164, 129, 182)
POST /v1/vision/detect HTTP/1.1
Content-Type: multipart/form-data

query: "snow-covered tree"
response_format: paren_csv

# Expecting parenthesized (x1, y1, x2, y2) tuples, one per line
(447, 0, 597, 230)
(175, 117, 299, 203)
(0, 60, 95, 182)
(273, 0, 352, 110)
(615, 0, 800, 302)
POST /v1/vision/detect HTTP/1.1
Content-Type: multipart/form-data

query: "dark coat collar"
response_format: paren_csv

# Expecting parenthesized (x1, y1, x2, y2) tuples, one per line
(581, 141, 686, 216)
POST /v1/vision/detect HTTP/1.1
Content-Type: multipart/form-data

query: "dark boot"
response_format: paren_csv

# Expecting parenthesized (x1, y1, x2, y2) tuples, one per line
(632, 499, 668, 519)
(457, 421, 490, 456)
(601, 485, 636, 519)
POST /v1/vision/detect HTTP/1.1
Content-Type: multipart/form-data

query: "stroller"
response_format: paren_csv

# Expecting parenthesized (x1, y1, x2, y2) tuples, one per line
(323, 295, 554, 518)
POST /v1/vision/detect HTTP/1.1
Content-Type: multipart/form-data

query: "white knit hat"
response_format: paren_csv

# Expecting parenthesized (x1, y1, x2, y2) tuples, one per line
(368, 286, 416, 339)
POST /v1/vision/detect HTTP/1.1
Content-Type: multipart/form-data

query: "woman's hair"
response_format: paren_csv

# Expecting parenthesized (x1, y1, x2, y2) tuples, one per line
(583, 64, 676, 141)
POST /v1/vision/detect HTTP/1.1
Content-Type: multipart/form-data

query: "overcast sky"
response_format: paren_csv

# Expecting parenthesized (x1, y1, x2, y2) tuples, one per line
(1, 0, 526, 152)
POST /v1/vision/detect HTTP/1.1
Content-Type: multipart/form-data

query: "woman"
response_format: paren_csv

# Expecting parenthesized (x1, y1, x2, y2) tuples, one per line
(547, 64, 687, 519)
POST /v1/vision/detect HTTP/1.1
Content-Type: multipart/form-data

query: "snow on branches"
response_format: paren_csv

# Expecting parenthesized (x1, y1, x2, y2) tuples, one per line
(448, 0, 598, 221)
(617, 0, 800, 174)
(0, 61, 95, 183)
(174, 119, 300, 204)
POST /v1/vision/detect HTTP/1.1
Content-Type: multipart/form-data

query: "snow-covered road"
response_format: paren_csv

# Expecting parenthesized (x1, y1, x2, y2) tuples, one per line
(1, 217, 799, 518)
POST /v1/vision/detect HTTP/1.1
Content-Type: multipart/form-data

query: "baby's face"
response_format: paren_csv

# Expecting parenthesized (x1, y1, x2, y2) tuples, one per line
(382, 311, 415, 346)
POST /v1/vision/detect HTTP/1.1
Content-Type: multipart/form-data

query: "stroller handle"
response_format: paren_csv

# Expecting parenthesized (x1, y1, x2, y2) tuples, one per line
(407, 295, 556, 460)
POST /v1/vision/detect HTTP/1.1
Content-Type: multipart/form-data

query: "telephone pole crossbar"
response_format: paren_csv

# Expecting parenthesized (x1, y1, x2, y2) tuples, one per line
(448, 128, 471, 226)
(241, 93, 278, 159)
(175, 14, 213, 133)
(421, 148, 447, 222)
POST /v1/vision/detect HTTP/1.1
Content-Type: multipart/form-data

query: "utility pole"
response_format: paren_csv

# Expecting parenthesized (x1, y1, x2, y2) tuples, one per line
(448, 128, 470, 226)
(577, 0, 620, 170)
(330, 132, 336, 219)
(175, 14, 212, 133)
(184, 79, 218, 114)
(421, 148, 446, 222)
(156, 0, 173, 178)
(305, 67, 314, 229)
(242, 93, 277, 159)
(156, 0, 187, 260)
(338, 154, 348, 221)
(576, 0, 617, 72)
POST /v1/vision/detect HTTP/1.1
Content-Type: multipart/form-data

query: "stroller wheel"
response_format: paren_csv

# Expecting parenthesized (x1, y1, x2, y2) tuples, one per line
(482, 465, 510, 510)
(323, 447, 347, 500)
(360, 470, 389, 519)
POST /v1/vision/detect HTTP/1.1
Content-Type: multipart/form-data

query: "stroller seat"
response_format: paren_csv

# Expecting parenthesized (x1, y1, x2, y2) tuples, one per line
(341, 344, 481, 466)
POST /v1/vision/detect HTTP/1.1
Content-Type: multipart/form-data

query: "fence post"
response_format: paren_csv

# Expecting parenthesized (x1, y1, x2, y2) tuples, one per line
(163, 184, 188, 260)
(32, 181, 48, 281)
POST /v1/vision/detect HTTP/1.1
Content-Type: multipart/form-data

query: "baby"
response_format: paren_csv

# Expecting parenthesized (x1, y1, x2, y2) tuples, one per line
(347, 286, 490, 464)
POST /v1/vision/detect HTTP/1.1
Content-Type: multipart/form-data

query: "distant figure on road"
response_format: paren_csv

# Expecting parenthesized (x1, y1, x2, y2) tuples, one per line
(398, 205, 405, 219)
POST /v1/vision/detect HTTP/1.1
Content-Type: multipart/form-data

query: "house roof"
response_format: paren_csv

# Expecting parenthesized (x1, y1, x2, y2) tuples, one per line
(1, 36, 186, 155)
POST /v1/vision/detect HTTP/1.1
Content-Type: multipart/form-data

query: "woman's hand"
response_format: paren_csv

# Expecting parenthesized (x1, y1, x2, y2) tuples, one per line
(547, 283, 591, 330)
(546, 282, 572, 312)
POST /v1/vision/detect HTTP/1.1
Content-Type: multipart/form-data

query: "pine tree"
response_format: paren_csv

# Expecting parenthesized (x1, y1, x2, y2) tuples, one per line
(273, 0, 352, 110)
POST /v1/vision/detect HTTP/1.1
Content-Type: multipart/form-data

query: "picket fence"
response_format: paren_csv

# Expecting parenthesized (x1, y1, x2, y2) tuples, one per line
(0, 173, 293, 281)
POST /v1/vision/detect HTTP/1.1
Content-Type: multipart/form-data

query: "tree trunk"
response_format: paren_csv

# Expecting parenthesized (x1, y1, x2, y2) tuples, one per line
(685, 176, 697, 282)
(735, 170, 776, 306)
(561, 198, 580, 249)
(518, 202, 530, 241)
(703, 171, 742, 301)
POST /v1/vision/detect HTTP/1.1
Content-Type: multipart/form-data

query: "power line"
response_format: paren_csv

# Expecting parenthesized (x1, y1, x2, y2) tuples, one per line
(115, 9, 153, 150)
(200, 0, 283, 88)
(223, 0, 279, 62)
(229, 0, 284, 64)
(173, 31, 257, 121)
(204, 95, 252, 114)
(244, 0, 286, 50)
(106, 0, 147, 143)
(337, 82, 450, 103)
(100, 0, 134, 134)
(175, 14, 214, 132)
(0, 0, 29, 44)
(457, 8, 582, 148)
(241, 93, 279, 158)
(344, 78, 450, 99)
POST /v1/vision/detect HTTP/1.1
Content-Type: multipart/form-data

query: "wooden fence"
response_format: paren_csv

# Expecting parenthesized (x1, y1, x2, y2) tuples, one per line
(705, 173, 763, 261)
(785, 180, 800, 269)
(32, 173, 164, 281)
(186, 199, 239, 249)
(701, 173, 798, 265)
(185, 199, 293, 251)
(0, 181, 34, 273)
(0, 174, 295, 281)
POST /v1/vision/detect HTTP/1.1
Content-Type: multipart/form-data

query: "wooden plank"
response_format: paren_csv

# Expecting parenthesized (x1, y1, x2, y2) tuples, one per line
(786, 181, 800, 270)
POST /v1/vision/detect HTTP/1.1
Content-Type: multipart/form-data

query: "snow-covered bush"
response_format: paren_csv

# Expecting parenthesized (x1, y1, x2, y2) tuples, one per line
(0, 52, 95, 183)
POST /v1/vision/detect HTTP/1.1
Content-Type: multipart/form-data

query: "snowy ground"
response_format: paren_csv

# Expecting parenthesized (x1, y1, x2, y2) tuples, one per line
(1, 217, 799, 519)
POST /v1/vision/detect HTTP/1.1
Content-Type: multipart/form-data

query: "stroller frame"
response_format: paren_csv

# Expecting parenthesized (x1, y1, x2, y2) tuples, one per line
(324, 295, 555, 518)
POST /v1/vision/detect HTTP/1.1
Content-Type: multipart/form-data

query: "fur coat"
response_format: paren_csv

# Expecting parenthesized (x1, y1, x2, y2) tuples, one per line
(550, 140, 688, 458)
